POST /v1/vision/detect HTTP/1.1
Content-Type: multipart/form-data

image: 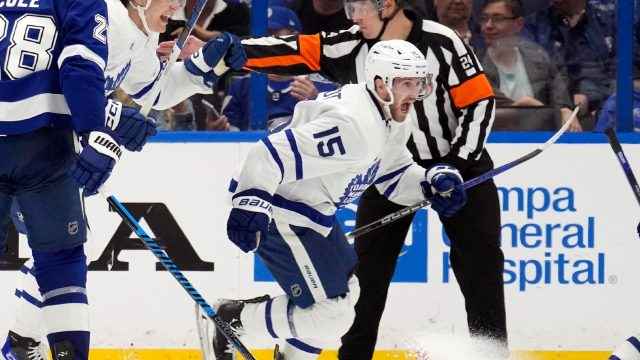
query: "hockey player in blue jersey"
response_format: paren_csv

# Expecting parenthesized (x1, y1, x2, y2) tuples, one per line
(0, 0, 246, 359)
(209, 40, 467, 360)
(0, 0, 117, 358)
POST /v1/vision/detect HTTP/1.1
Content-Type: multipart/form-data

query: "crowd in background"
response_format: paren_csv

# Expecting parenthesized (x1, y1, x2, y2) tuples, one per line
(110, 0, 640, 132)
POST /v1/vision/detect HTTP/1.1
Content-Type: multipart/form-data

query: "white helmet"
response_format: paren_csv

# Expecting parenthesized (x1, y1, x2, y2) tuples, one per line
(365, 39, 428, 105)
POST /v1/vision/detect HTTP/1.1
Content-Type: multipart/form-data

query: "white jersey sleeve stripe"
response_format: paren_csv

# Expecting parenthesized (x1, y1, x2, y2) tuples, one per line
(0, 93, 70, 121)
(58, 45, 106, 71)
(284, 129, 304, 180)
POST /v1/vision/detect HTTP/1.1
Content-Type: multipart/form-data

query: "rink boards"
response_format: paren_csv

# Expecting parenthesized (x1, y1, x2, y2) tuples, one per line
(1, 131, 639, 359)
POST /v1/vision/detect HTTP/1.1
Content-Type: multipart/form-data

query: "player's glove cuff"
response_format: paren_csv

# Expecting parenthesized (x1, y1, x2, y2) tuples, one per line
(105, 99, 123, 131)
(86, 127, 122, 162)
(231, 189, 274, 223)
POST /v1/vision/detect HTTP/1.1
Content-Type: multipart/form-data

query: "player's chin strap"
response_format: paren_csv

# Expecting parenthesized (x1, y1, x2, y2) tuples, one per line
(369, 81, 394, 119)
(132, 0, 153, 34)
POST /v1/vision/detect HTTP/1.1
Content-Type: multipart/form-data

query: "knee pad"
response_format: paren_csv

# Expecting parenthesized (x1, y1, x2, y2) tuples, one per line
(292, 294, 356, 339)
(290, 276, 360, 339)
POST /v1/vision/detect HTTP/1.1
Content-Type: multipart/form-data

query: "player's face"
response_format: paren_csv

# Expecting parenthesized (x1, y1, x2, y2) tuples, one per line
(389, 77, 426, 122)
(346, 1, 383, 39)
(146, 0, 182, 33)
(480, 2, 523, 47)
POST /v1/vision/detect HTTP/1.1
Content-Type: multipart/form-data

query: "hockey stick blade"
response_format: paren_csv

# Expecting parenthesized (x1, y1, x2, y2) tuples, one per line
(139, 0, 209, 116)
(604, 128, 640, 236)
(100, 190, 256, 360)
(346, 106, 579, 239)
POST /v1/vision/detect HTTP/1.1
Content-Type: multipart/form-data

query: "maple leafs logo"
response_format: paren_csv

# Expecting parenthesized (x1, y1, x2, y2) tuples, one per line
(336, 159, 381, 208)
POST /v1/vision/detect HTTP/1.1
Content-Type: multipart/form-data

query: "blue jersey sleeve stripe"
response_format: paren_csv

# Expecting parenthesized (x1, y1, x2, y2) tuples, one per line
(382, 179, 400, 198)
(284, 129, 303, 180)
(130, 79, 156, 100)
(58, 45, 106, 71)
(261, 137, 285, 182)
(375, 164, 412, 184)
(273, 194, 334, 228)
(130, 60, 163, 100)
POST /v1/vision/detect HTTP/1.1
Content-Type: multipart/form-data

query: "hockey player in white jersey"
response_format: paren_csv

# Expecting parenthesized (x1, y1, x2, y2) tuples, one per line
(1, 0, 246, 359)
(210, 40, 467, 360)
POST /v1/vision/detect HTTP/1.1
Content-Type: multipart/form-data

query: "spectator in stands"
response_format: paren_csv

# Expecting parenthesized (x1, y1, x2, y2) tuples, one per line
(219, 6, 338, 131)
(521, 0, 615, 128)
(478, 0, 580, 131)
(288, 0, 353, 34)
(432, 0, 484, 51)
(406, 0, 437, 20)
(594, 74, 640, 132)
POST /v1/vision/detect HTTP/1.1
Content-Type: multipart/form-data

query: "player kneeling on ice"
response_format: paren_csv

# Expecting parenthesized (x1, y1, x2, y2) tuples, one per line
(210, 40, 467, 360)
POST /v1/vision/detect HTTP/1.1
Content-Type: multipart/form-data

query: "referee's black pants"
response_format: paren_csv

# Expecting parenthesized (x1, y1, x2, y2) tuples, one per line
(338, 151, 506, 360)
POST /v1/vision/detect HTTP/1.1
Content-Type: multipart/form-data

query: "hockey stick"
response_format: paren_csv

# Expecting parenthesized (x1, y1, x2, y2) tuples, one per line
(346, 106, 579, 239)
(604, 128, 640, 236)
(139, 0, 209, 117)
(100, 190, 256, 360)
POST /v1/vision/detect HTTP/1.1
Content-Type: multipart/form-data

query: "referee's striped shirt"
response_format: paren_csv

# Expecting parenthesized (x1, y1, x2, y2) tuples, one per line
(242, 10, 495, 166)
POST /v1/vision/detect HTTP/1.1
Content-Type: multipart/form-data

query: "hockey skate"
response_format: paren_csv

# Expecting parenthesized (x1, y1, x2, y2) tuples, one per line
(1, 331, 47, 360)
(210, 295, 270, 360)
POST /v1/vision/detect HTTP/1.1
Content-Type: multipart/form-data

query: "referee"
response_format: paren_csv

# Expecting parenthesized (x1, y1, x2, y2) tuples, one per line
(243, 0, 506, 358)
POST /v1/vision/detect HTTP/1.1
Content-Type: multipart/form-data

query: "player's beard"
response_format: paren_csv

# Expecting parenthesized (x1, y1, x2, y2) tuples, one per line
(389, 101, 412, 122)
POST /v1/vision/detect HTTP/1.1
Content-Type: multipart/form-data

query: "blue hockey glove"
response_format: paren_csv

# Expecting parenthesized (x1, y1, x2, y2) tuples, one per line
(226, 190, 273, 253)
(70, 127, 122, 197)
(225, 35, 248, 70)
(184, 32, 246, 87)
(421, 163, 467, 217)
(105, 99, 157, 152)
